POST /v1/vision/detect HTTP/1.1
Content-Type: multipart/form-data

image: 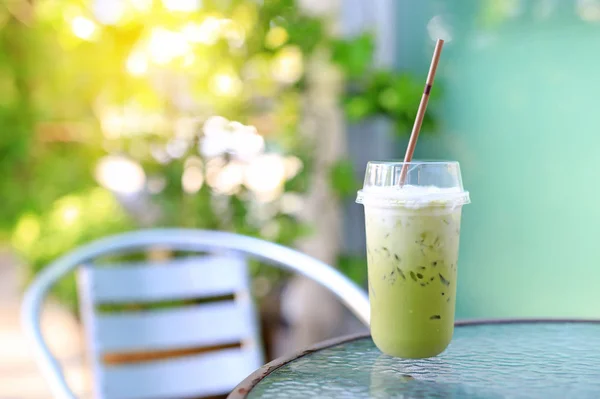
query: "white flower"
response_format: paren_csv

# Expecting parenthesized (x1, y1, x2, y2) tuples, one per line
(95, 155, 146, 195)
(244, 154, 286, 202)
(199, 116, 264, 161)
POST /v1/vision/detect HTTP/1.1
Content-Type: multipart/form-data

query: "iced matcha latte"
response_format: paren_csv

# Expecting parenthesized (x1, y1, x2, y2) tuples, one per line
(357, 162, 469, 358)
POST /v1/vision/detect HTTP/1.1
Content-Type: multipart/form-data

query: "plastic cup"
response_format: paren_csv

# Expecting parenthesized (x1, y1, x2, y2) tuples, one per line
(356, 161, 470, 358)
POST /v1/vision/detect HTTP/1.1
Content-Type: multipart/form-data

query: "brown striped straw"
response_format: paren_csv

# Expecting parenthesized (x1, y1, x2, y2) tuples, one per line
(399, 39, 445, 185)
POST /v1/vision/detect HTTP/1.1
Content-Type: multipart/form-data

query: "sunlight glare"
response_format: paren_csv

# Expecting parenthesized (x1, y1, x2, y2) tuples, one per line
(95, 155, 146, 195)
(210, 71, 243, 97)
(71, 16, 97, 40)
(271, 46, 303, 84)
(147, 28, 191, 65)
(162, 0, 200, 12)
(126, 51, 148, 76)
(182, 18, 221, 45)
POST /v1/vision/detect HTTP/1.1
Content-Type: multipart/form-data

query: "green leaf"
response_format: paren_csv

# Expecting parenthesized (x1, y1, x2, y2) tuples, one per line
(378, 87, 402, 113)
(337, 254, 367, 285)
(393, 119, 411, 136)
(329, 158, 360, 198)
(421, 114, 438, 133)
(332, 33, 375, 78)
(343, 95, 375, 122)
(279, 15, 324, 53)
(370, 70, 395, 88)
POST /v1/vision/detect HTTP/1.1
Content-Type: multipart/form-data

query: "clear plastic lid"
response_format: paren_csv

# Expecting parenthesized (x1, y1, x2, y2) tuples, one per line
(356, 160, 470, 208)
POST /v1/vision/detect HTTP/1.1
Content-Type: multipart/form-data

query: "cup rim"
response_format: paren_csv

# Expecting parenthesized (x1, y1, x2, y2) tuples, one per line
(367, 159, 460, 166)
(356, 159, 469, 207)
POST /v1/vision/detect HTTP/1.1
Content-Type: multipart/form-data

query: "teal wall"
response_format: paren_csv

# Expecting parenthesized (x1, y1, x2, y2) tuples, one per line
(396, 1, 600, 319)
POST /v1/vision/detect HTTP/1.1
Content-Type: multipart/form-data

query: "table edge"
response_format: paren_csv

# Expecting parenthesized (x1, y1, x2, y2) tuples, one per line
(228, 332, 367, 399)
(227, 318, 600, 399)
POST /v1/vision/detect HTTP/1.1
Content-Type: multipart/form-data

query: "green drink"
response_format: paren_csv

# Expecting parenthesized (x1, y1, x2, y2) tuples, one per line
(357, 161, 470, 358)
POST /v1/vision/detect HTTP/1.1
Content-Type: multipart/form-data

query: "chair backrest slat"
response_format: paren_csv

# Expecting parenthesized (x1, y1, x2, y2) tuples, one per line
(101, 347, 261, 399)
(92, 300, 256, 353)
(77, 253, 263, 398)
(80, 255, 247, 304)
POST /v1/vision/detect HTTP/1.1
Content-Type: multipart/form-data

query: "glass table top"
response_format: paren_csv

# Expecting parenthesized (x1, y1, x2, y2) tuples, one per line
(242, 321, 600, 399)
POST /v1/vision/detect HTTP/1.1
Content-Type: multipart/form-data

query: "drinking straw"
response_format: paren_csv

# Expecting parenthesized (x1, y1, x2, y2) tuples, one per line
(399, 39, 444, 185)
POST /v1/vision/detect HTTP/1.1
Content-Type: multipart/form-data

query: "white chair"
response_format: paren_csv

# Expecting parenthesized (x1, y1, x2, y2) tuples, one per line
(21, 228, 370, 399)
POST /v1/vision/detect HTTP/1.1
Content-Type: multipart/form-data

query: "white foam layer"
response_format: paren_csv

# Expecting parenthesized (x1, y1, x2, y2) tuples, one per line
(363, 184, 462, 198)
(357, 185, 469, 208)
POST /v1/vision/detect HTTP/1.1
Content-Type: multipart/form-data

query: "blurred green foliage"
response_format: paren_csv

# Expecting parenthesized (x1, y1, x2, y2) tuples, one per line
(344, 69, 440, 135)
(337, 254, 368, 287)
(1, 0, 436, 309)
(329, 158, 360, 198)
(11, 187, 135, 310)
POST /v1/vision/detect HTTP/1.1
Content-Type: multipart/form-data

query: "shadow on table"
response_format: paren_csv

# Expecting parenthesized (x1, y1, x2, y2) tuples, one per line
(370, 355, 504, 399)
(370, 377, 504, 399)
